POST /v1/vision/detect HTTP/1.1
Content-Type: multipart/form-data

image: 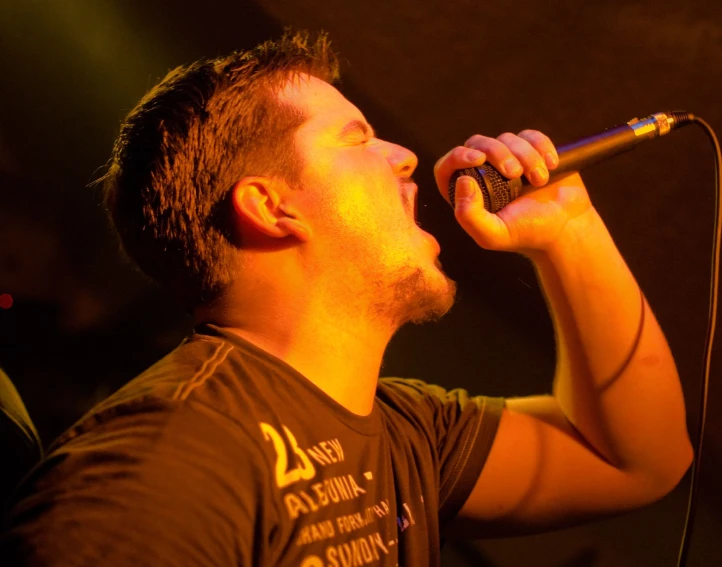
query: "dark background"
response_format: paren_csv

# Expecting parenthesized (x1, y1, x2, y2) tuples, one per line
(1, 1, 721, 565)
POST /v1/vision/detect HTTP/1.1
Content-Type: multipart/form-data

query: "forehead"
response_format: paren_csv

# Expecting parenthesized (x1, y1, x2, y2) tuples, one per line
(276, 74, 366, 135)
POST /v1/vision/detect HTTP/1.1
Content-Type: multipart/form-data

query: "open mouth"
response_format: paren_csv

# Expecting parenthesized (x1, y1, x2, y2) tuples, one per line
(413, 190, 420, 226)
(399, 178, 420, 227)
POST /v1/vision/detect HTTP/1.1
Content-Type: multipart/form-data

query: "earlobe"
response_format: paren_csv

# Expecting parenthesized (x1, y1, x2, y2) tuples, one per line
(230, 177, 311, 242)
(277, 213, 312, 242)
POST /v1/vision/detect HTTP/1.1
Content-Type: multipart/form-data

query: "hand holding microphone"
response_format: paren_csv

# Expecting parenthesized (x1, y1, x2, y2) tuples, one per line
(434, 128, 594, 254)
(433, 111, 693, 254)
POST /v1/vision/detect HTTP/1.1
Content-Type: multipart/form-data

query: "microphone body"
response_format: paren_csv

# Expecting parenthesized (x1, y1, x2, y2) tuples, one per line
(448, 111, 694, 212)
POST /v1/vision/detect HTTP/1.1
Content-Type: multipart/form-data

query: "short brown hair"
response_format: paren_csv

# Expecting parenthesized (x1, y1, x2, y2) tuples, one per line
(102, 29, 340, 309)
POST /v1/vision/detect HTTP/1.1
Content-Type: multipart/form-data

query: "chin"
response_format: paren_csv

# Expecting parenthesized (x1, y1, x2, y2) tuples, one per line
(393, 261, 457, 325)
(370, 258, 457, 327)
(406, 274, 457, 325)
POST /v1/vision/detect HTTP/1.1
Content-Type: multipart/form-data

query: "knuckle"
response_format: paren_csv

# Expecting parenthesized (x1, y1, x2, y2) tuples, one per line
(464, 133, 488, 146)
(497, 131, 517, 143)
(521, 129, 554, 151)
(520, 130, 548, 151)
(453, 146, 469, 160)
(480, 139, 509, 157)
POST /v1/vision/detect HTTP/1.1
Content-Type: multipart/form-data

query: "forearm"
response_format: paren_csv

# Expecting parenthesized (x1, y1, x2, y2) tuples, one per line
(528, 207, 693, 481)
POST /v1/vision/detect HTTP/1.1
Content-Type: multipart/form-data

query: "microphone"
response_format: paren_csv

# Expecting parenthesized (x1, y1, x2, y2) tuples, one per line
(448, 111, 695, 213)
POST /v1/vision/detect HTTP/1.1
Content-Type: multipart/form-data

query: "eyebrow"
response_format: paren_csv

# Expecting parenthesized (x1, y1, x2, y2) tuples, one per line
(338, 119, 376, 139)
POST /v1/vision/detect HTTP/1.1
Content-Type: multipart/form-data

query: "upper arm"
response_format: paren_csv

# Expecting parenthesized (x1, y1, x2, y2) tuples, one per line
(449, 395, 681, 538)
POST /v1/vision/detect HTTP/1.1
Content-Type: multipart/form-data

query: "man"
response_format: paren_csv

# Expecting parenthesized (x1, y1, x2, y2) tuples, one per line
(1, 30, 692, 566)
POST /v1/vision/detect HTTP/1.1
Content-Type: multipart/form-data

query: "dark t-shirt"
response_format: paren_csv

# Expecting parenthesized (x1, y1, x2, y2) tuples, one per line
(1, 325, 504, 566)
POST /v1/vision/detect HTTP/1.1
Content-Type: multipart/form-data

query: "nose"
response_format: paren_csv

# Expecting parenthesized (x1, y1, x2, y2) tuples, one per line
(384, 141, 418, 179)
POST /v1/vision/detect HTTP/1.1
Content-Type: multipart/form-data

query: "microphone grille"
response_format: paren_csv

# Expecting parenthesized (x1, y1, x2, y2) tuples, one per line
(448, 167, 491, 211)
(484, 165, 514, 212)
(448, 165, 515, 213)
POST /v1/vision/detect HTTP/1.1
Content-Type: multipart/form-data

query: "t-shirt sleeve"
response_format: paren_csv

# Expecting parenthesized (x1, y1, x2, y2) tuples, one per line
(0, 399, 275, 567)
(378, 378, 505, 527)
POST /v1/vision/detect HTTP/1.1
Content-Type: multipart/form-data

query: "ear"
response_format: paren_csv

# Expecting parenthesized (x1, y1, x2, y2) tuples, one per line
(230, 177, 311, 243)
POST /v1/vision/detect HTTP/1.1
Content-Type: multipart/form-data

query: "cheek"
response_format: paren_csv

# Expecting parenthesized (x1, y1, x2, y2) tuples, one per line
(310, 169, 394, 232)
(299, 149, 410, 253)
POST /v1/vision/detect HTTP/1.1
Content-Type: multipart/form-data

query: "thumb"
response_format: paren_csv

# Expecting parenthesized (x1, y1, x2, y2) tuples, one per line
(454, 176, 510, 249)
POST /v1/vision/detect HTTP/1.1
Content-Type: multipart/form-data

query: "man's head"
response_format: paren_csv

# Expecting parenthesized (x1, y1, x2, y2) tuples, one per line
(103, 30, 339, 308)
(104, 30, 455, 326)
(260, 75, 456, 327)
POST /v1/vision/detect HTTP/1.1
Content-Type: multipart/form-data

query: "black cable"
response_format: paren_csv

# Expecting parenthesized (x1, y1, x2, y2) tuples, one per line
(677, 115, 721, 567)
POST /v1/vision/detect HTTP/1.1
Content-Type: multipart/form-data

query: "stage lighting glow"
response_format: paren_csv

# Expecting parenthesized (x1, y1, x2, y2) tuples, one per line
(0, 294, 13, 309)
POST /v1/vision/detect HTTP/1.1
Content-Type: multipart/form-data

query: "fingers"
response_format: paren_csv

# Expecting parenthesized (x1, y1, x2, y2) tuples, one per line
(453, 175, 511, 249)
(433, 145, 487, 201)
(464, 130, 559, 187)
(518, 129, 559, 170)
(434, 129, 559, 208)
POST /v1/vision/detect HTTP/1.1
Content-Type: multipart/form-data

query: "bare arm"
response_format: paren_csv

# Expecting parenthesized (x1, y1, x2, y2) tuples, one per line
(434, 135, 693, 535)
(529, 207, 691, 479)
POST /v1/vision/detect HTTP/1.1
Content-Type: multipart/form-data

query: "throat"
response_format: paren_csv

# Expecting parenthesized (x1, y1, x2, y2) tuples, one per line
(222, 317, 392, 416)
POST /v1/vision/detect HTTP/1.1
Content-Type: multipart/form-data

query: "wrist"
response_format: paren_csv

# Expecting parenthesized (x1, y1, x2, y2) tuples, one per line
(524, 206, 605, 265)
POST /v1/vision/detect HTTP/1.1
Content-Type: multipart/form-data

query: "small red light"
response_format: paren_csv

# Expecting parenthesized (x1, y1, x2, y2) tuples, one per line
(0, 294, 13, 309)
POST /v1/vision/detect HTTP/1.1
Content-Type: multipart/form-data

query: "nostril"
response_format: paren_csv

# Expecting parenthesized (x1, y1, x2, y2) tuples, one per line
(393, 146, 418, 177)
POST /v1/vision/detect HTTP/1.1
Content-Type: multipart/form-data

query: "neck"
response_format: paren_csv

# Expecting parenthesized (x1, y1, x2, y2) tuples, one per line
(196, 280, 397, 416)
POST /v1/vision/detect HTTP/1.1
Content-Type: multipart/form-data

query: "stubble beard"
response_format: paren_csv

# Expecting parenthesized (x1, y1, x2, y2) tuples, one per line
(371, 259, 457, 327)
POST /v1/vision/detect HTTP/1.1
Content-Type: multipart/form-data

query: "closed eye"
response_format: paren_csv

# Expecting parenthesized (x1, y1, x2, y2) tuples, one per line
(338, 119, 376, 143)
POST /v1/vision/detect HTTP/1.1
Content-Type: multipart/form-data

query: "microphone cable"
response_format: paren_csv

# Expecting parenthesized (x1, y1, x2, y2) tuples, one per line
(678, 115, 721, 567)
(448, 112, 720, 566)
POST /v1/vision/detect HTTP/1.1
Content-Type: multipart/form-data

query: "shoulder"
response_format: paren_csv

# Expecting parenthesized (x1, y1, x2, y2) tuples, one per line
(99, 333, 235, 407)
(1, 339, 276, 565)
(51, 332, 266, 451)
(37, 365, 271, 498)
(376, 376, 504, 455)
(26, 333, 274, 512)
(2, 402, 272, 566)
(376, 377, 449, 412)
(377, 377, 504, 425)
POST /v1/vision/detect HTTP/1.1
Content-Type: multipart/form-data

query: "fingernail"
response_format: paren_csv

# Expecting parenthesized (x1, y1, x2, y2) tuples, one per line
(530, 166, 548, 185)
(456, 176, 476, 200)
(466, 149, 484, 162)
(502, 158, 522, 176)
(545, 151, 559, 168)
